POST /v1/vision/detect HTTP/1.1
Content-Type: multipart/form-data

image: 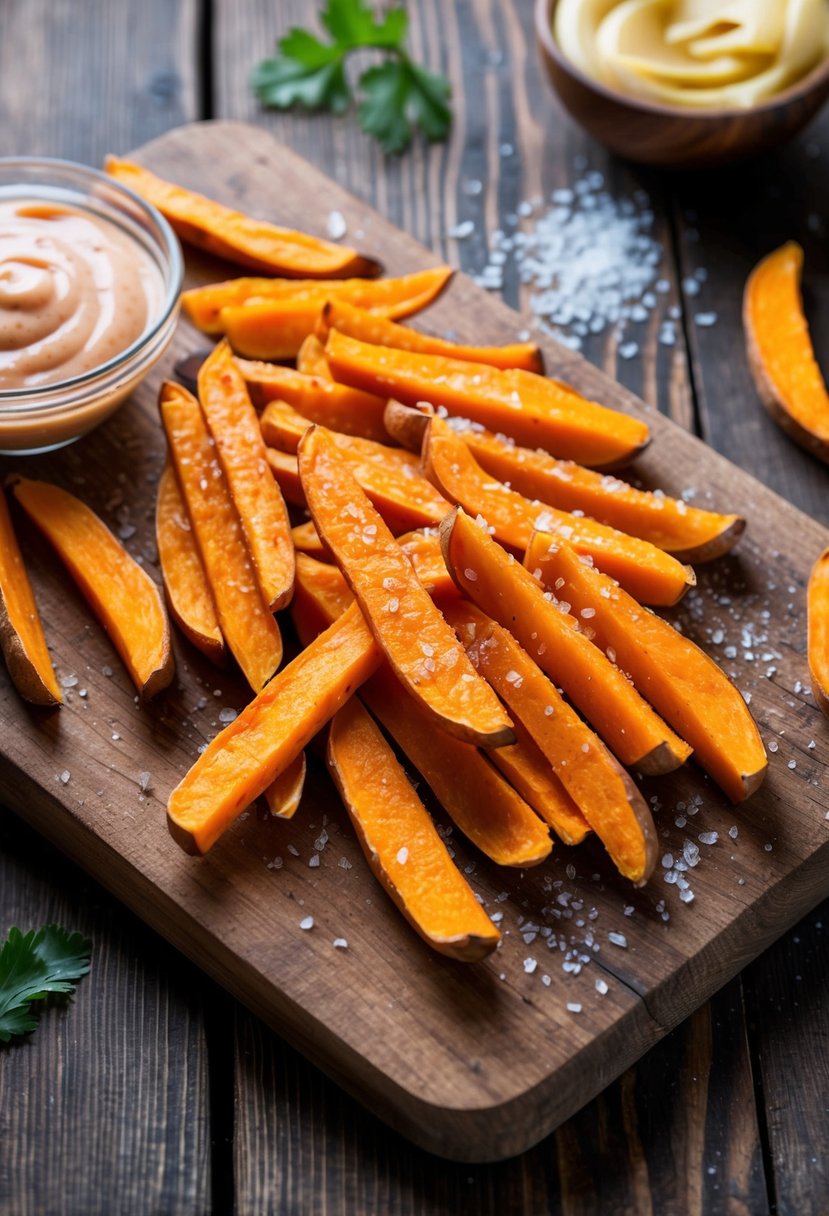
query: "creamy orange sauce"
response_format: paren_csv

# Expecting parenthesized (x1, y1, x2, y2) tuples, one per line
(0, 200, 163, 391)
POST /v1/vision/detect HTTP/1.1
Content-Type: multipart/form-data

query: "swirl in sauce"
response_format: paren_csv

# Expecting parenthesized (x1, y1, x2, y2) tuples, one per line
(554, 0, 829, 109)
(0, 200, 163, 391)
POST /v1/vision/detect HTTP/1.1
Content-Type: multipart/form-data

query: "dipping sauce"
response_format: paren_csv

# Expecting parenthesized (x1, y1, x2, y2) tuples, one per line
(0, 200, 164, 391)
(554, 0, 829, 109)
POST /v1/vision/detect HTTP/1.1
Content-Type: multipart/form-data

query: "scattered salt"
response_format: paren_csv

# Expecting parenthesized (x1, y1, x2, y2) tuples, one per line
(333, 937, 348, 949)
(698, 831, 718, 846)
(218, 708, 237, 724)
(137, 771, 151, 792)
(608, 931, 627, 948)
(326, 210, 347, 240)
(396, 847, 409, 865)
(338, 856, 353, 870)
(595, 978, 609, 995)
(448, 219, 475, 239)
(299, 916, 314, 930)
(308, 854, 320, 868)
(57, 770, 70, 784)
(523, 958, 538, 974)
(566, 1002, 582, 1014)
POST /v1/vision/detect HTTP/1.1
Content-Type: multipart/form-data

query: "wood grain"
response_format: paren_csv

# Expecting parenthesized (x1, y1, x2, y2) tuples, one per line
(0, 811, 212, 1216)
(1, 119, 827, 1164)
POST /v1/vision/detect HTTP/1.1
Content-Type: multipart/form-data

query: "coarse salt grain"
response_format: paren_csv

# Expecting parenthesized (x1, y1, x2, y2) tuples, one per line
(396, 847, 409, 865)
(608, 931, 627, 948)
(566, 1002, 582, 1014)
(595, 978, 609, 995)
(524, 958, 537, 974)
(333, 937, 348, 949)
(299, 916, 314, 930)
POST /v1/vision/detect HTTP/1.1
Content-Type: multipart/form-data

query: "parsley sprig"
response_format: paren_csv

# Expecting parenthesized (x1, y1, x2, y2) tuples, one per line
(0, 925, 91, 1043)
(250, 0, 452, 154)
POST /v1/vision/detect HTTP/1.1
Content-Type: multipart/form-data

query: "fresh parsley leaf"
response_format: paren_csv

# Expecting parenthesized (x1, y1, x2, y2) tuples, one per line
(358, 58, 452, 153)
(0, 925, 91, 1044)
(321, 0, 407, 49)
(251, 1, 452, 154)
(251, 54, 351, 114)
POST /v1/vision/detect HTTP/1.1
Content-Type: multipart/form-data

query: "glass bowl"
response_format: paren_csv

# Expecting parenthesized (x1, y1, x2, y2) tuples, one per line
(0, 157, 183, 454)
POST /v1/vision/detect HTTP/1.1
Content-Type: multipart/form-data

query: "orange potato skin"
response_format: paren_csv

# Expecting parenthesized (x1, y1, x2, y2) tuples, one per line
(0, 486, 62, 705)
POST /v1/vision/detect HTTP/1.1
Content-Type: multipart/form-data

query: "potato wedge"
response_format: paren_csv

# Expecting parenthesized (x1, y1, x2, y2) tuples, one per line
(160, 381, 283, 692)
(440, 508, 691, 775)
(183, 266, 454, 334)
(198, 340, 294, 612)
(324, 330, 650, 467)
(155, 462, 224, 665)
(8, 476, 173, 701)
(808, 547, 829, 718)
(441, 599, 657, 881)
(237, 358, 389, 444)
(318, 297, 544, 373)
(105, 157, 381, 279)
(298, 426, 513, 747)
(529, 538, 767, 802)
(0, 486, 61, 705)
(328, 698, 501, 961)
(167, 602, 379, 854)
(744, 241, 829, 463)
(424, 414, 695, 606)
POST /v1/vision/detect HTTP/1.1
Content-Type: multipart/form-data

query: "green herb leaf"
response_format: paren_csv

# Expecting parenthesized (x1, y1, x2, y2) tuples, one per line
(321, 0, 407, 48)
(0, 925, 91, 1044)
(358, 58, 452, 154)
(251, 1, 452, 154)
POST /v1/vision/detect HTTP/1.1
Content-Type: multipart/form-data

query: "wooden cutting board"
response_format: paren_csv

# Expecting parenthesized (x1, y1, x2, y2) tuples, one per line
(2, 120, 828, 1164)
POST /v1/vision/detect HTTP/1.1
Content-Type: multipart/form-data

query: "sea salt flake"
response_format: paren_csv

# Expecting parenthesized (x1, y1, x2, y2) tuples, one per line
(326, 210, 347, 240)
(698, 831, 718, 846)
(523, 958, 538, 974)
(338, 856, 353, 870)
(608, 931, 627, 948)
(567, 1002, 582, 1013)
(299, 916, 314, 930)
(333, 937, 348, 949)
(137, 771, 151, 792)
(396, 847, 409, 865)
(595, 978, 609, 995)
(308, 854, 320, 868)
(218, 707, 237, 724)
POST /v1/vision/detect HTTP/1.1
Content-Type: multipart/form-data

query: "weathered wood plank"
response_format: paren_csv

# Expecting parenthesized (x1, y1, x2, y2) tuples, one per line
(0, 811, 212, 1216)
(0, 0, 199, 163)
(0, 5, 213, 1214)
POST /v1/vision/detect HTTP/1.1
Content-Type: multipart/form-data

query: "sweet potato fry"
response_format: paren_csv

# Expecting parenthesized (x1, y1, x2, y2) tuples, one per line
(0, 486, 61, 705)
(156, 462, 224, 664)
(291, 553, 355, 646)
(328, 698, 501, 961)
(530, 539, 767, 802)
(382, 404, 743, 562)
(484, 718, 591, 846)
(160, 381, 283, 692)
(318, 298, 544, 373)
(362, 667, 551, 868)
(8, 476, 173, 701)
(167, 601, 380, 854)
(290, 550, 552, 868)
(291, 521, 331, 560)
(440, 598, 656, 883)
(298, 426, 513, 747)
(440, 508, 691, 775)
(744, 242, 829, 463)
(105, 157, 381, 279)
(424, 415, 695, 606)
(198, 341, 294, 612)
(295, 334, 330, 377)
(324, 330, 650, 467)
(237, 359, 389, 444)
(807, 547, 829, 718)
(265, 432, 452, 533)
(182, 266, 454, 335)
(262, 752, 307, 820)
(219, 300, 331, 361)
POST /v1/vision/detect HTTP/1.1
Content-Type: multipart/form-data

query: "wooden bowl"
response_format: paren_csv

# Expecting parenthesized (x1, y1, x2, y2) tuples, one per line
(535, 0, 829, 169)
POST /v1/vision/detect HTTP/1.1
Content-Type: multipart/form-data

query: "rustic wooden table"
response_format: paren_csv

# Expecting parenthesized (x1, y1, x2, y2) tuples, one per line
(1, 2, 828, 1212)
